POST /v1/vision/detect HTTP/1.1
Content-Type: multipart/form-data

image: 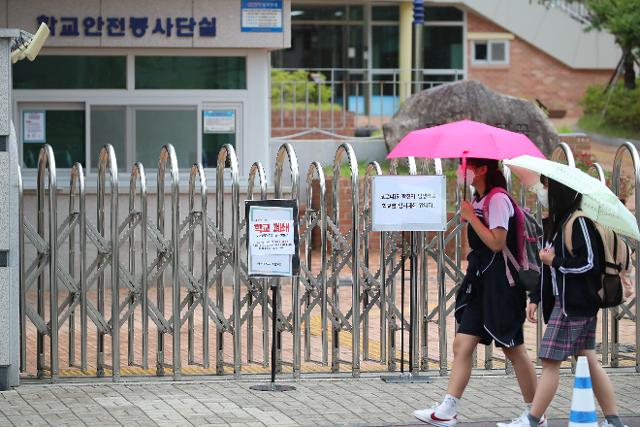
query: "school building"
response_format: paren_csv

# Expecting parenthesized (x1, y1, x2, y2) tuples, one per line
(3, 0, 619, 185)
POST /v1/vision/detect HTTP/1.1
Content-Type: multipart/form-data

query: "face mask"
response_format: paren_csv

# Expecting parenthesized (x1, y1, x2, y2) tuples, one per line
(537, 188, 549, 209)
(456, 166, 476, 186)
(530, 182, 549, 208)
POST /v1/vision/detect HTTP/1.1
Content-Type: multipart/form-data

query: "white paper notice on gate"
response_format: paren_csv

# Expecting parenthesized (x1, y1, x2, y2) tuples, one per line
(372, 175, 447, 231)
(249, 219, 295, 255)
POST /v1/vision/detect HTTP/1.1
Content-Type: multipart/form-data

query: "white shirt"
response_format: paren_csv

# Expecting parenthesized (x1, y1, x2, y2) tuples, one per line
(472, 192, 514, 230)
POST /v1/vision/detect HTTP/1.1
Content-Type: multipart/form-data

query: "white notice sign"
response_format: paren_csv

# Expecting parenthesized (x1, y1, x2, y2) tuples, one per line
(247, 202, 299, 277)
(203, 110, 235, 134)
(23, 111, 46, 143)
(249, 219, 295, 255)
(372, 175, 447, 231)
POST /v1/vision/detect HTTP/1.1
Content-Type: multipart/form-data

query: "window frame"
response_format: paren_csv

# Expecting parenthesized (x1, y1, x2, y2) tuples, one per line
(471, 39, 510, 65)
(13, 48, 250, 189)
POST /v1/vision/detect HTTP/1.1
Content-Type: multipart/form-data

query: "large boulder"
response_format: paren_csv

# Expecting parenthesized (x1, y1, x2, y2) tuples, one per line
(383, 80, 559, 155)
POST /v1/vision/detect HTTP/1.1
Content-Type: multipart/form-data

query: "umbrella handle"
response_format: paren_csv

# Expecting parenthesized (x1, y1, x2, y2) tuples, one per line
(462, 156, 468, 201)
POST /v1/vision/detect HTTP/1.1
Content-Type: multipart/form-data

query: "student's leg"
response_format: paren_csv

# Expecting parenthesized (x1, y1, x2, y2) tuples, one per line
(502, 344, 537, 403)
(414, 333, 481, 423)
(576, 349, 618, 416)
(447, 333, 482, 397)
(530, 358, 562, 418)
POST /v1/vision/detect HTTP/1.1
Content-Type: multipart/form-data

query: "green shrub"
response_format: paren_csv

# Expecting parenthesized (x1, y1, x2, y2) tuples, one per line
(271, 69, 333, 105)
(581, 80, 640, 131)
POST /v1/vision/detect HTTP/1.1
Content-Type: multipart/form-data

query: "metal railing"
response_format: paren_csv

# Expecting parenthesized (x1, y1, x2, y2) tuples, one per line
(548, 0, 591, 25)
(271, 68, 463, 135)
(18, 140, 640, 382)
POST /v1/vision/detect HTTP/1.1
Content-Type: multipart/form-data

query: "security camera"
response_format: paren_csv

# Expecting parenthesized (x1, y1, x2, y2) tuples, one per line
(10, 23, 50, 64)
(25, 23, 50, 61)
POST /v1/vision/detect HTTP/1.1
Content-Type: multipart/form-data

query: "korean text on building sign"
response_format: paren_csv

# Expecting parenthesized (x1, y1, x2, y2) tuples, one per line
(36, 15, 216, 38)
(249, 220, 295, 256)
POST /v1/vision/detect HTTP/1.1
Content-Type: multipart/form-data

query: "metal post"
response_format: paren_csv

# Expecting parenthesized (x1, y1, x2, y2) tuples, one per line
(216, 144, 240, 376)
(188, 164, 207, 367)
(158, 145, 179, 380)
(304, 161, 327, 365)
(248, 162, 268, 366)
(332, 143, 360, 377)
(611, 142, 640, 371)
(36, 145, 58, 380)
(69, 164, 86, 371)
(412, 0, 424, 94)
(97, 145, 119, 381)
(274, 143, 301, 377)
(363, 162, 382, 363)
(588, 163, 608, 365)
(129, 163, 148, 370)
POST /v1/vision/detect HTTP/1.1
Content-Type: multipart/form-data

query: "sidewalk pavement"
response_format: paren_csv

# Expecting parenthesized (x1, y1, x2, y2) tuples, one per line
(0, 371, 638, 427)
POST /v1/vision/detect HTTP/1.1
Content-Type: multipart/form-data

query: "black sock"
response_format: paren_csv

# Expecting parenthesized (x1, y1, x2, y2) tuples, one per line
(605, 415, 624, 427)
(527, 413, 540, 426)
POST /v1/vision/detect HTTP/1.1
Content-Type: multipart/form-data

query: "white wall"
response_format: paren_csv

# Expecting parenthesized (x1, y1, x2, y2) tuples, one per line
(6, 0, 291, 49)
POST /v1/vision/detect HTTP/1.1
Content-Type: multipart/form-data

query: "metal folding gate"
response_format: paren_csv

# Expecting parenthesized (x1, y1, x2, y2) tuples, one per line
(19, 141, 640, 381)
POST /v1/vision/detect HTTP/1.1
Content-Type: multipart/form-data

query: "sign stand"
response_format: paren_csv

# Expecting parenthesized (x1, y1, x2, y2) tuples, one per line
(371, 175, 445, 383)
(382, 231, 431, 383)
(250, 282, 295, 392)
(246, 199, 299, 392)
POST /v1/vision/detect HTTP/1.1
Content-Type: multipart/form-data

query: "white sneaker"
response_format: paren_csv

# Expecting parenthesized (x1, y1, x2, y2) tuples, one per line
(496, 410, 548, 427)
(496, 413, 531, 427)
(414, 405, 458, 426)
(599, 421, 628, 427)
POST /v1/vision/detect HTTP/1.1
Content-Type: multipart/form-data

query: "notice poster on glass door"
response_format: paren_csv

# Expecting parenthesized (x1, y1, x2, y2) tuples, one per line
(23, 111, 46, 143)
(203, 110, 235, 134)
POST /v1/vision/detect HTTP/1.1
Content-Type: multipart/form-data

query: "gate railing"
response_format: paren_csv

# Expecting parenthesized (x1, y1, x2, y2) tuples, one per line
(19, 140, 640, 382)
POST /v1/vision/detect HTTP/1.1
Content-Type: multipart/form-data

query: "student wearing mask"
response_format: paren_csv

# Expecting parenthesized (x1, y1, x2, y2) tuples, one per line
(414, 158, 541, 427)
(503, 178, 627, 427)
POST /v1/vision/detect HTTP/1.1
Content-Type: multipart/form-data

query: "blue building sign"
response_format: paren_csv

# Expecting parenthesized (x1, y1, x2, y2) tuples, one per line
(37, 15, 216, 38)
(241, 1, 283, 33)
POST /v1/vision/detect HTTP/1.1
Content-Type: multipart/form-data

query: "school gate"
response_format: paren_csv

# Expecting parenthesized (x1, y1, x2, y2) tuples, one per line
(14, 140, 640, 382)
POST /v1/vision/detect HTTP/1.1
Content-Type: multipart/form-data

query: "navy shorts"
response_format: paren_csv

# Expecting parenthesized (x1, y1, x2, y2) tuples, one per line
(457, 297, 524, 348)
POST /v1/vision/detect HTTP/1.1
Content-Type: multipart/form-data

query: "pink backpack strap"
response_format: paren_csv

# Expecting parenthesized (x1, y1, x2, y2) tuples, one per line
(482, 187, 526, 285)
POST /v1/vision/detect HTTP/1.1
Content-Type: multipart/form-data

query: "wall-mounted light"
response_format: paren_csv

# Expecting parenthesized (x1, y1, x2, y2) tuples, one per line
(10, 23, 50, 64)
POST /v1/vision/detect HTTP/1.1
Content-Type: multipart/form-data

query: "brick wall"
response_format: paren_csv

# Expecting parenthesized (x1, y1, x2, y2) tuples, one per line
(558, 133, 592, 158)
(467, 12, 613, 117)
(271, 110, 357, 138)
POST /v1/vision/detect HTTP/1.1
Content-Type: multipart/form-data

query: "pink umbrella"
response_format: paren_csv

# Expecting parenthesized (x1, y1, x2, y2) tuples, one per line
(387, 120, 545, 199)
(387, 119, 545, 160)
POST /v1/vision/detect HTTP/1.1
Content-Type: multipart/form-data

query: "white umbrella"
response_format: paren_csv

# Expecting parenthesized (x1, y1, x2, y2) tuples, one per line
(504, 155, 640, 241)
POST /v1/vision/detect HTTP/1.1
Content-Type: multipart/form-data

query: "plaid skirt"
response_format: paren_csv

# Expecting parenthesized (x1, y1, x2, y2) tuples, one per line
(538, 298, 597, 361)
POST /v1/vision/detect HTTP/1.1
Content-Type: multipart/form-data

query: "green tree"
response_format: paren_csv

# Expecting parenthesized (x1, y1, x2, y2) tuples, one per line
(586, 0, 640, 89)
(538, 0, 640, 89)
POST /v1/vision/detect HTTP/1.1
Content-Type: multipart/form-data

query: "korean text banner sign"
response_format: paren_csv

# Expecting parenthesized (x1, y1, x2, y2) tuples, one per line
(246, 199, 300, 277)
(372, 175, 447, 231)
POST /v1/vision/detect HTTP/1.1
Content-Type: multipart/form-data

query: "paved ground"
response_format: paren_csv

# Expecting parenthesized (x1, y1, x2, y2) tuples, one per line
(1, 371, 638, 426)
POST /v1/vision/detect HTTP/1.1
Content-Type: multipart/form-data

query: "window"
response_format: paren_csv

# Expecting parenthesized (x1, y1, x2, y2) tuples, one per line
(273, 24, 346, 68)
(135, 56, 246, 89)
(13, 56, 126, 89)
(472, 40, 509, 65)
(425, 6, 463, 21)
(91, 107, 127, 171)
(135, 108, 197, 169)
(22, 108, 85, 169)
(372, 26, 399, 69)
(372, 6, 399, 21)
(291, 5, 346, 21)
(424, 26, 463, 69)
